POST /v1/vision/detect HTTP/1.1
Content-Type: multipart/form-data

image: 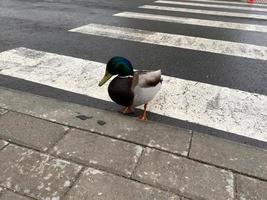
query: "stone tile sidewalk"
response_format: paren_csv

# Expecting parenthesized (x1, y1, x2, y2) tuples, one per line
(0, 87, 267, 200)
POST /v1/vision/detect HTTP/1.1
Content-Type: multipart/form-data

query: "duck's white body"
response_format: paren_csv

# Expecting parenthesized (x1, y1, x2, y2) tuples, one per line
(132, 70, 162, 106)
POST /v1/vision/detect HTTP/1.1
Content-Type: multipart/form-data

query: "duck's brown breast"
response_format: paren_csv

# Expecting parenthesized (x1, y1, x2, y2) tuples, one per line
(108, 76, 134, 107)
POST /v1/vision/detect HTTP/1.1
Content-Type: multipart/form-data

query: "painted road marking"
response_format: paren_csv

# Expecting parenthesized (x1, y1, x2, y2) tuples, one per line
(69, 23, 267, 60)
(0, 47, 266, 142)
(139, 5, 267, 20)
(155, 0, 267, 12)
(183, 0, 267, 7)
(114, 12, 267, 33)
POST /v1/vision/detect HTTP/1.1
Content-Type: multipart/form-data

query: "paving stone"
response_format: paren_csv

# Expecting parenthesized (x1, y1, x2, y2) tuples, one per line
(134, 148, 234, 200)
(0, 88, 191, 155)
(0, 144, 82, 200)
(0, 140, 8, 150)
(65, 167, 182, 200)
(0, 108, 7, 115)
(189, 132, 267, 180)
(236, 175, 267, 200)
(0, 112, 68, 151)
(52, 129, 143, 177)
(0, 188, 32, 200)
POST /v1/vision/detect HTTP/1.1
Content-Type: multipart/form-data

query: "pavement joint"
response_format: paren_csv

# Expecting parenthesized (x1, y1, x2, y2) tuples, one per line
(46, 127, 72, 154)
(0, 186, 37, 200)
(130, 147, 145, 179)
(0, 108, 8, 117)
(133, 173, 189, 199)
(187, 130, 193, 157)
(0, 140, 9, 151)
(233, 174, 238, 200)
(0, 134, 50, 153)
(61, 166, 86, 200)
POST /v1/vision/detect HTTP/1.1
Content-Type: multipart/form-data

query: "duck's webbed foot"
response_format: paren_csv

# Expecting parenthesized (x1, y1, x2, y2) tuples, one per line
(138, 104, 148, 121)
(121, 106, 134, 114)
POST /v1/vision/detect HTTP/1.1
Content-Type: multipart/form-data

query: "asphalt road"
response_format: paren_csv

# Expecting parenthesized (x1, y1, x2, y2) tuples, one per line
(0, 0, 267, 146)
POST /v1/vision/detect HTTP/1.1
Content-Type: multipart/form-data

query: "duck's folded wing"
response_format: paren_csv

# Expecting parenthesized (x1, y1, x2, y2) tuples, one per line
(136, 70, 162, 88)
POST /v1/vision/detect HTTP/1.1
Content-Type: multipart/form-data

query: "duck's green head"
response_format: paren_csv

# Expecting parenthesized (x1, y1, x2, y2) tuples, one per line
(98, 56, 134, 86)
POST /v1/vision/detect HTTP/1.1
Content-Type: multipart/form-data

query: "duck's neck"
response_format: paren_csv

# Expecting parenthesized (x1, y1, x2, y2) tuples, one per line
(118, 67, 134, 77)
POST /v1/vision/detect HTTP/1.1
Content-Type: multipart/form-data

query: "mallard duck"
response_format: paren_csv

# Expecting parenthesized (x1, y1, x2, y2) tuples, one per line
(98, 56, 162, 120)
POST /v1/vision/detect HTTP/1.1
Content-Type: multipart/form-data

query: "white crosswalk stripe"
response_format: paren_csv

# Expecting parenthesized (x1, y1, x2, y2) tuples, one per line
(0, 47, 266, 142)
(140, 5, 267, 20)
(69, 23, 267, 60)
(183, 0, 267, 7)
(155, 0, 267, 12)
(114, 12, 267, 33)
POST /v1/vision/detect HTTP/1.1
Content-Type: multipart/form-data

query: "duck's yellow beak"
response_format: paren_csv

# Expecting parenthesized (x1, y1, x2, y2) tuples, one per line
(98, 72, 113, 86)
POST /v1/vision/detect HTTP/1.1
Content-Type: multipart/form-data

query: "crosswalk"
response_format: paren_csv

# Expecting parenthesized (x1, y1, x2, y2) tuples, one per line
(0, 0, 267, 143)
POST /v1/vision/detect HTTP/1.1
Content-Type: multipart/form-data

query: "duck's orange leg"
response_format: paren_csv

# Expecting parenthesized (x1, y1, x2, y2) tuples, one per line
(121, 106, 134, 114)
(139, 104, 148, 121)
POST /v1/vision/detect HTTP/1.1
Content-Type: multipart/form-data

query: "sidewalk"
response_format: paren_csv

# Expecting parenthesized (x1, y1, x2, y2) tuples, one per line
(0, 86, 266, 200)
